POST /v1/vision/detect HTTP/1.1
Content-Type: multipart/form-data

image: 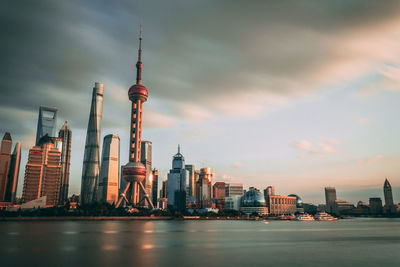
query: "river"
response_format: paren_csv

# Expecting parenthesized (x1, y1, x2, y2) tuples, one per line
(1, 218, 399, 266)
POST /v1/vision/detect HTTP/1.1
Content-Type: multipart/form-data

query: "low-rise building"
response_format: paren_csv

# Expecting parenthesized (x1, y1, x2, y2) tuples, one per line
(268, 195, 297, 215)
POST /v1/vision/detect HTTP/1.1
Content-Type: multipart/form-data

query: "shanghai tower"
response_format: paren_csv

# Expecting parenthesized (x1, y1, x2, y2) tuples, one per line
(116, 25, 154, 209)
(81, 82, 104, 205)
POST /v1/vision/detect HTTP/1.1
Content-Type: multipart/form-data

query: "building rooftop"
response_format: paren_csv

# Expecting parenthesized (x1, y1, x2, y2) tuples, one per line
(2, 132, 11, 141)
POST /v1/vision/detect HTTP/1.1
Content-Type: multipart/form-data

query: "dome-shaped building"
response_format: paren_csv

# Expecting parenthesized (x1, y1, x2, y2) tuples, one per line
(240, 187, 268, 216)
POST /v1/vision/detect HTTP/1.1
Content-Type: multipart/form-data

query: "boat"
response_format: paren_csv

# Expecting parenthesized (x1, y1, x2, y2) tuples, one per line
(294, 213, 315, 221)
(314, 212, 338, 221)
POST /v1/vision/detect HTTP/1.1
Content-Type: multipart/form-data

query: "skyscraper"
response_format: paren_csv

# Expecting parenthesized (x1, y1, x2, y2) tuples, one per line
(383, 178, 394, 212)
(5, 142, 21, 203)
(22, 135, 61, 206)
(116, 24, 154, 209)
(185, 164, 196, 198)
(58, 121, 72, 204)
(81, 82, 104, 205)
(167, 146, 188, 211)
(98, 134, 120, 204)
(160, 180, 167, 198)
(36, 106, 57, 145)
(140, 141, 152, 207)
(152, 169, 159, 206)
(325, 187, 337, 214)
(196, 168, 213, 208)
(0, 133, 12, 201)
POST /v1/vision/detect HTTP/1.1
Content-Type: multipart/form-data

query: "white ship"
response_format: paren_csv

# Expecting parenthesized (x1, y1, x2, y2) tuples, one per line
(295, 213, 315, 221)
(314, 212, 338, 221)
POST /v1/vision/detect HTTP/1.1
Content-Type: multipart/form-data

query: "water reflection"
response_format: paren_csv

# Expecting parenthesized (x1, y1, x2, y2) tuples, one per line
(0, 219, 399, 267)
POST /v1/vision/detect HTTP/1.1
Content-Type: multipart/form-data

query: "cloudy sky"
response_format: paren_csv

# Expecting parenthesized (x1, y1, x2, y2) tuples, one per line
(1, 0, 399, 204)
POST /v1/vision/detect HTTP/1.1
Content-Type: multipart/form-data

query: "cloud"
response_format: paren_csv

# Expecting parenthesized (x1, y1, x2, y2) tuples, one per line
(358, 117, 370, 125)
(357, 154, 384, 164)
(232, 162, 242, 169)
(293, 138, 341, 158)
(143, 109, 175, 129)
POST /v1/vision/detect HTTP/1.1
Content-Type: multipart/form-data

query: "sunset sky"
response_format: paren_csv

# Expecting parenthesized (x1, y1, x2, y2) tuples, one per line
(1, 0, 399, 204)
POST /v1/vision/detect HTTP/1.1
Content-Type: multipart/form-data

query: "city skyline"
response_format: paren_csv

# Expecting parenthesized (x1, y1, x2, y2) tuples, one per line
(1, 1, 400, 204)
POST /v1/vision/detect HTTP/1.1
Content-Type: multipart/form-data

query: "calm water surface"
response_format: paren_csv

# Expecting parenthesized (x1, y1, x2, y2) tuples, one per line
(1, 218, 399, 267)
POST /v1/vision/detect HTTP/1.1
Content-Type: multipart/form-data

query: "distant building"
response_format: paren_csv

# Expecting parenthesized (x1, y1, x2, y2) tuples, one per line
(58, 121, 72, 205)
(288, 194, 304, 213)
(196, 168, 213, 208)
(213, 182, 226, 210)
(213, 182, 226, 199)
(325, 187, 337, 214)
(383, 178, 394, 213)
(152, 169, 159, 206)
(349, 201, 370, 215)
(0, 133, 12, 201)
(22, 135, 62, 206)
(303, 203, 318, 214)
(264, 186, 275, 197)
(317, 204, 327, 212)
(35, 106, 57, 145)
(81, 82, 104, 205)
(333, 200, 355, 215)
(8, 196, 47, 211)
(167, 146, 188, 211)
(158, 198, 168, 210)
(98, 134, 120, 204)
(268, 195, 297, 215)
(140, 141, 152, 207)
(5, 141, 21, 203)
(225, 195, 242, 211)
(185, 164, 196, 198)
(369, 197, 383, 215)
(225, 183, 243, 197)
(160, 180, 167, 199)
(240, 187, 268, 215)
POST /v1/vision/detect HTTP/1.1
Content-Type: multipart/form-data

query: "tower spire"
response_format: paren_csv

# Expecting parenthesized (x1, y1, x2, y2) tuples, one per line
(136, 21, 143, 85)
(178, 144, 180, 154)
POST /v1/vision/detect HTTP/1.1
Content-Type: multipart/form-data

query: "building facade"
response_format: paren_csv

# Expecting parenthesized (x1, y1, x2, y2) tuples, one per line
(140, 141, 152, 207)
(22, 136, 62, 206)
(196, 168, 213, 208)
(58, 121, 72, 204)
(160, 180, 167, 199)
(383, 178, 394, 213)
(152, 169, 159, 206)
(167, 146, 188, 211)
(240, 187, 268, 215)
(369, 197, 383, 215)
(0, 133, 12, 201)
(35, 106, 57, 146)
(268, 195, 297, 215)
(225, 183, 243, 197)
(333, 200, 355, 215)
(98, 134, 120, 204)
(225, 195, 242, 211)
(325, 187, 337, 214)
(185, 164, 196, 198)
(213, 182, 226, 210)
(81, 82, 104, 205)
(5, 141, 21, 203)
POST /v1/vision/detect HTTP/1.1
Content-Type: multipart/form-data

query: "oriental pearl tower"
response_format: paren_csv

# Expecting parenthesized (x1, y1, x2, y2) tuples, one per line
(116, 25, 154, 209)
